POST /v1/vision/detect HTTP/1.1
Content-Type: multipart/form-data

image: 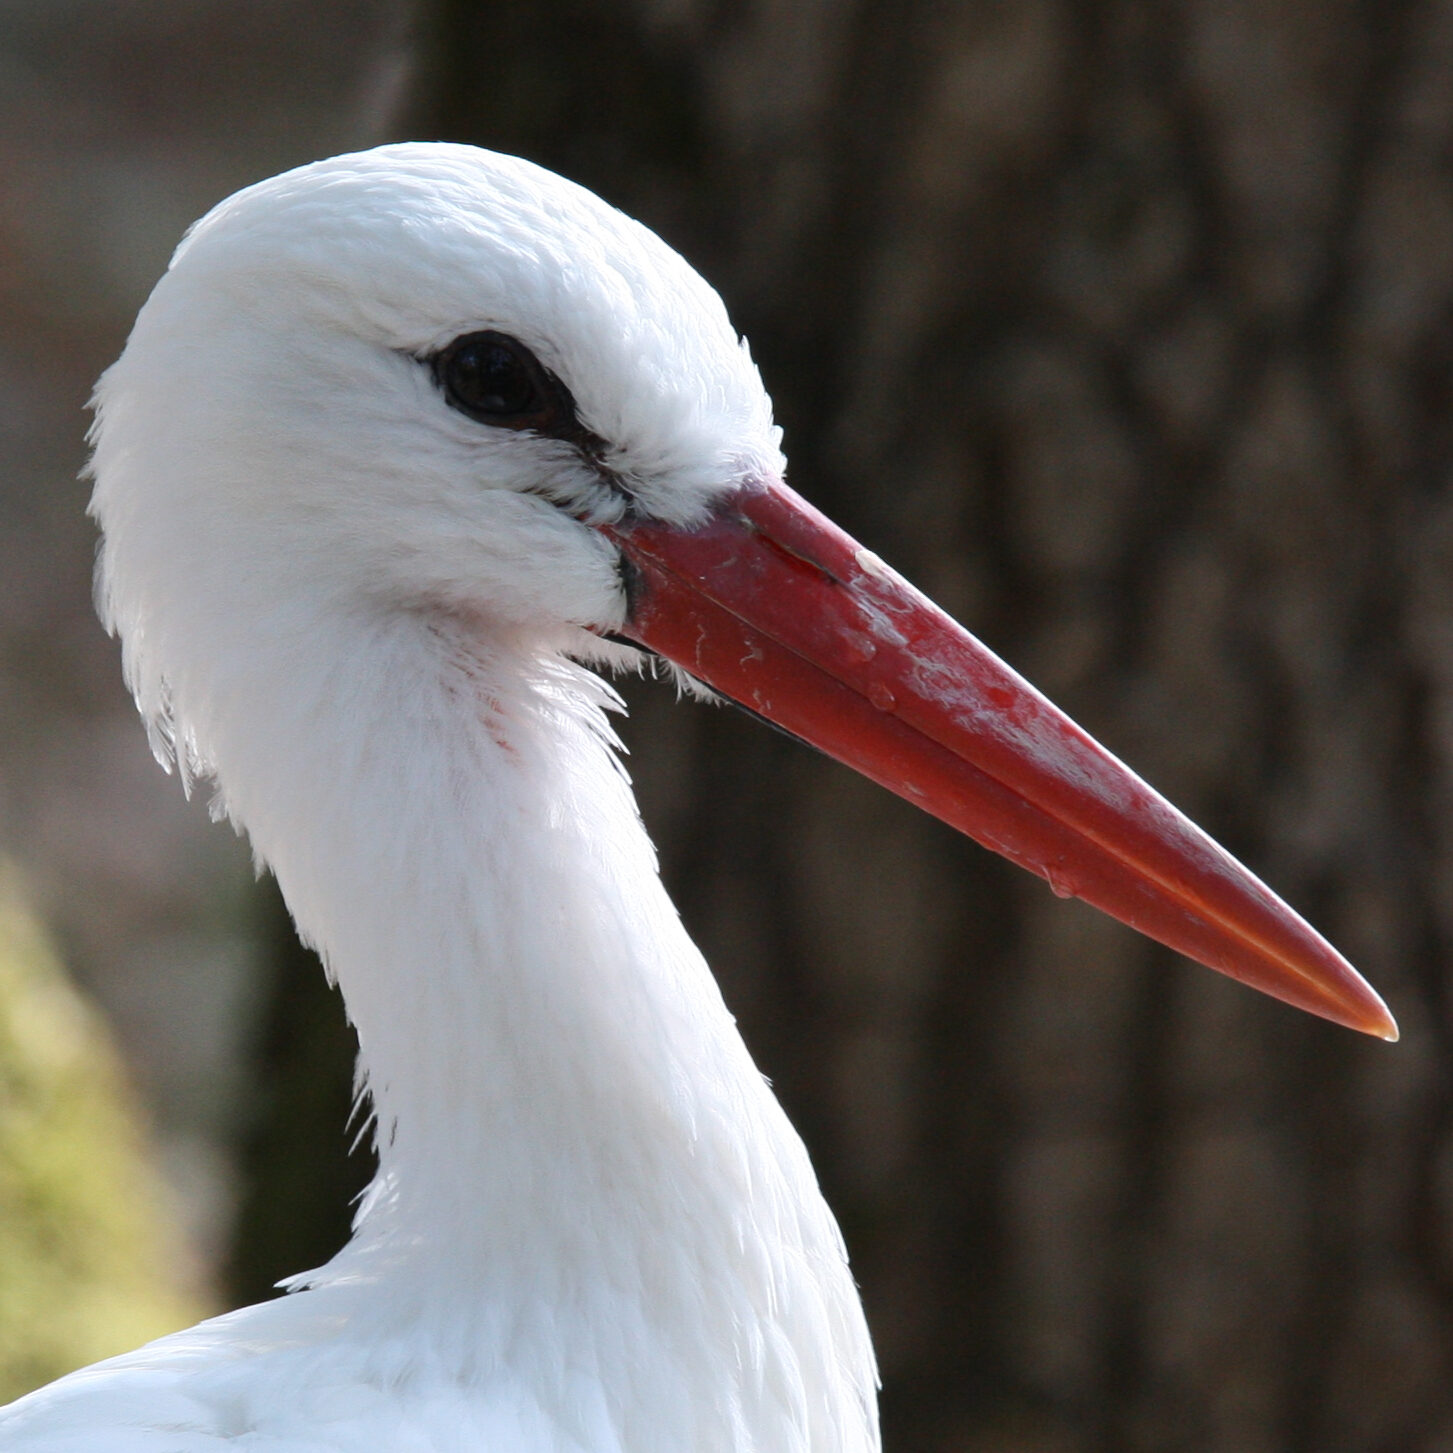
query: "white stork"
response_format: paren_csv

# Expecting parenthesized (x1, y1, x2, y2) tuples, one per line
(0, 144, 1394, 1452)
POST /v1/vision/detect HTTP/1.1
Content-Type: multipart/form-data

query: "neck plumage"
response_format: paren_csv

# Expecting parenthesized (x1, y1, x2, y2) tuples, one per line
(216, 604, 878, 1451)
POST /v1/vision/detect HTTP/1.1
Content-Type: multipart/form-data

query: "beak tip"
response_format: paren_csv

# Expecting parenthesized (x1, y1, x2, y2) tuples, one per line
(1351, 989, 1399, 1042)
(1321, 964, 1399, 1042)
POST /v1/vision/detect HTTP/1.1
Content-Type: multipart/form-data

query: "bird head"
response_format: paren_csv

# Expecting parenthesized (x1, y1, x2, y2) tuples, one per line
(87, 142, 1396, 1042)
(90, 144, 778, 655)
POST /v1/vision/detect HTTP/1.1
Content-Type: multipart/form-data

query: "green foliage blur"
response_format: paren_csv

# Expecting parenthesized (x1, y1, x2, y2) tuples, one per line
(0, 868, 202, 1401)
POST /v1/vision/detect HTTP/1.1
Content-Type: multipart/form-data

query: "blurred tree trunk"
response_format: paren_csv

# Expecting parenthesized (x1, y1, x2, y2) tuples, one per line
(234, 1, 1453, 1448)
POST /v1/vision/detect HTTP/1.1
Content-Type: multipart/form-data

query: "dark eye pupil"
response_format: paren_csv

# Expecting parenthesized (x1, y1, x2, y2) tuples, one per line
(439, 332, 548, 423)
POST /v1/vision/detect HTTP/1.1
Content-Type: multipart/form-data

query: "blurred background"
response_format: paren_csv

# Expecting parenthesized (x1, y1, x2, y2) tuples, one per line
(2, 1, 1452, 1448)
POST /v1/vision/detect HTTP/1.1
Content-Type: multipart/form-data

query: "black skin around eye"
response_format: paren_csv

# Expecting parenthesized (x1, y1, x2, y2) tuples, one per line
(427, 329, 640, 513)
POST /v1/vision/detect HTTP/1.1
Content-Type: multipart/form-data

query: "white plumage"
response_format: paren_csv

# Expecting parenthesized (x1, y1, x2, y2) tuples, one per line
(0, 142, 1392, 1451)
(2, 143, 875, 1453)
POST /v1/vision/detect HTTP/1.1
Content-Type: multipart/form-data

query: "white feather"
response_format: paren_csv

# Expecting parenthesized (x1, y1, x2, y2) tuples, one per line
(0, 145, 875, 1451)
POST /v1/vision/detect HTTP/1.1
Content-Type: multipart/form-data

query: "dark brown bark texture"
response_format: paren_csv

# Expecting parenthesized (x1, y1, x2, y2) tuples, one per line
(234, 1, 1453, 1448)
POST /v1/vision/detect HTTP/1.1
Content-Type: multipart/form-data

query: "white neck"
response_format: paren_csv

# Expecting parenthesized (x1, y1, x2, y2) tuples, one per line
(215, 603, 878, 1452)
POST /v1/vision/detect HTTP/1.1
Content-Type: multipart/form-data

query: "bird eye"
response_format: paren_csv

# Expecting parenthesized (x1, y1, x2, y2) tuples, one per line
(427, 328, 637, 513)
(434, 331, 560, 430)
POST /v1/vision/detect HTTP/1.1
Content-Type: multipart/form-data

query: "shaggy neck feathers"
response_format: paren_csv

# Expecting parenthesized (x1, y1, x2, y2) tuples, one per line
(215, 605, 877, 1450)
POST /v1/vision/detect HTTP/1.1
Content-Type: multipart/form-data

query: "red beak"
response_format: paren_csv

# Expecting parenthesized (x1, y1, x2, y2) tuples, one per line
(603, 476, 1396, 1041)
